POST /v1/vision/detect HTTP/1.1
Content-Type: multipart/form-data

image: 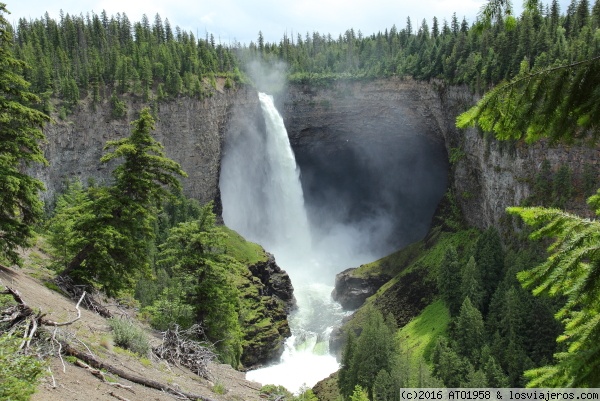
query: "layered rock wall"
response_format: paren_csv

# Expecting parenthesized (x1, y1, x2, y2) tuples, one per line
(31, 86, 262, 211)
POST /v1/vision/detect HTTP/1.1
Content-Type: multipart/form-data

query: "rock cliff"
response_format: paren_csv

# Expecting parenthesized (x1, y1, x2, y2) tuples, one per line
(331, 267, 390, 310)
(31, 86, 262, 213)
(241, 254, 296, 368)
(436, 85, 600, 230)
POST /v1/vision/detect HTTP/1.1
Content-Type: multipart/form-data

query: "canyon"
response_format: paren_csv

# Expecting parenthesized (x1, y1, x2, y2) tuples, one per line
(31, 78, 599, 367)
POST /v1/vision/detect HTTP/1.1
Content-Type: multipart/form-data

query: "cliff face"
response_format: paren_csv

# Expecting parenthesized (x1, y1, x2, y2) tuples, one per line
(37, 79, 598, 243)
(281, 78, 449, 254)
(437, 86, 600, 230)
(31, 86, 262, 211)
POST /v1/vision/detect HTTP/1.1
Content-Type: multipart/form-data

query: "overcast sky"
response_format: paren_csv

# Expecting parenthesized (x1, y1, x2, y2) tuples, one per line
(5, 0, 573, 46)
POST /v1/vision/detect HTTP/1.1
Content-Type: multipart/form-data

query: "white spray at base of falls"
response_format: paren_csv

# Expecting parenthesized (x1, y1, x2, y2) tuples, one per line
(220, 92, 353, 392)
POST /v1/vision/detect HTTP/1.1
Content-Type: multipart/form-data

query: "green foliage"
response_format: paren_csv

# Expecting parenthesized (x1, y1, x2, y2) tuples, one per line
(460, 257, 484, 311)
(211, 382, 226, 395)
(457, 55, 600, 144)
(110, 90, 127, 119)
(474, 227, 504, 314)
(396, 300, 451, 382)
(260, 384, 293, 400)
(455, 297, 485, 361)
(338, 308, 398, 400)
(349, 386, 370, 401)
(107, 318, 151, 357)
(142, 283, 195, 330)
(437, 247, 462, 315)
(508, 198, 600, 386)
(46, 180, 87, 269)
(154, 202, 243, 366)
(0, 334, 46, 401)
(432, 337, 473, 387)
(13, 11, 241, 102)
(0, 3, 50, 266)
(53, 108, 186, 296)
(552, 165, 573, 208)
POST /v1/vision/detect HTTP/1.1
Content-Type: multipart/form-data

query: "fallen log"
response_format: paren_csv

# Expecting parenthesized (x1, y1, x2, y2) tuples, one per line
(62, 342, 218, 401)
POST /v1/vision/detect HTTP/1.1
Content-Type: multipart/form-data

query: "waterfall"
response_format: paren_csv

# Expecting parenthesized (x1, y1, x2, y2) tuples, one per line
(221, 92, 311, 268)
(220, 92, 345, 392)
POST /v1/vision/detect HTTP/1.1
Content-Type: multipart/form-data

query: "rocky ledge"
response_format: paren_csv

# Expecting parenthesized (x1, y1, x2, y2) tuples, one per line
(240, 254, 295, 369)
(332, 267, 390, 311)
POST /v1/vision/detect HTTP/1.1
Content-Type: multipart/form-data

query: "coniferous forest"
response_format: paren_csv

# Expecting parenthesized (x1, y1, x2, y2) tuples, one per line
(1, 0, 600, 399)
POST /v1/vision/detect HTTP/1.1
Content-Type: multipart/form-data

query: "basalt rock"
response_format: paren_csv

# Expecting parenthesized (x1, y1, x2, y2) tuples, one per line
(248, 254, 296, 312)
(240, 254, 295, 369)
(331, 267, 390, 311)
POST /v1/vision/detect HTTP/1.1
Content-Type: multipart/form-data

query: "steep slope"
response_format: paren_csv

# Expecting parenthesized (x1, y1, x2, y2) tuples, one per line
(0, 255, 264, 401)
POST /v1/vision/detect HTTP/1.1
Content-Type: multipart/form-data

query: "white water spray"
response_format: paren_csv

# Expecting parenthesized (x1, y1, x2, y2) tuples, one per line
(220, 92, 347, 392)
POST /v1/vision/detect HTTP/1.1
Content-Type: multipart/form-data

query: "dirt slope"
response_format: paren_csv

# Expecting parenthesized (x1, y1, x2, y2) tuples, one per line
(0, 260, 264, 401)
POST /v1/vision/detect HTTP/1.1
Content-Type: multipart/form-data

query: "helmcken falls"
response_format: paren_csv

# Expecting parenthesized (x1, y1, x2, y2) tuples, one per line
(220, 92, 354, 392)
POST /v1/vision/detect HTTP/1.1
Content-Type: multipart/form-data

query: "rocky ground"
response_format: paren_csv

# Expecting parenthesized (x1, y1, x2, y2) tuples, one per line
(0, 245, 265, 401)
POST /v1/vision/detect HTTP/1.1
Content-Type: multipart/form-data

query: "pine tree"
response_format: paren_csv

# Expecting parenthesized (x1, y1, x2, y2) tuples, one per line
(507, 202, 600, 386)
(460, 256, 484, 311)
(472, 228, 504, 314)
(0, 3, 50, 265)
(338, 331, 357, 399)
(348, 309, 397, 399)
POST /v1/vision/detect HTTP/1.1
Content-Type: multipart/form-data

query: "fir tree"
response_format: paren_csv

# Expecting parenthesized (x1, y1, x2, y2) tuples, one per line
(58, 108, 186, 295)
(437, 246, 462, 315)
(0, 3, 50, 265)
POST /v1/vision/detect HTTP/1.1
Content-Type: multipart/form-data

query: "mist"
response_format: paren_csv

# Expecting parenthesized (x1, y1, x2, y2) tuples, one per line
(292, 122, 448, 281)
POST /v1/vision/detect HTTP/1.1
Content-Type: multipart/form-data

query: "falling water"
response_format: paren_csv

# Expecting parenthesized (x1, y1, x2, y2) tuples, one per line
(220, 92, 346, 392)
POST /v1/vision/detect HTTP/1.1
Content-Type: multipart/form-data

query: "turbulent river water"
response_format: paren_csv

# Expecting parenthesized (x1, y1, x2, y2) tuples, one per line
(220, 92, 374, 392)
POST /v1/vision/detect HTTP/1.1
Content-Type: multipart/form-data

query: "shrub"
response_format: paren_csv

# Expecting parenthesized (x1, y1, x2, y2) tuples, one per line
(0, 334, 46, 401)
(107, 318, 150, 356)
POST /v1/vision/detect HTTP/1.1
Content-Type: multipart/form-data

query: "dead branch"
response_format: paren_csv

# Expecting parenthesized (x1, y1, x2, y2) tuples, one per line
(1, 283, 218, 401)
(42, 291, 85, 326)
(74, 359, 134, 392)
(54, 276, 112, 318)
(109, 392, 131, 401)
(153, 325, 216, 380)
(63, 342, 217, 401)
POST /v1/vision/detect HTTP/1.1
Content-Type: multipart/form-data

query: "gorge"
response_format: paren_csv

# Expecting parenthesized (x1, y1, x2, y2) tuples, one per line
(31, 77, 599, 391)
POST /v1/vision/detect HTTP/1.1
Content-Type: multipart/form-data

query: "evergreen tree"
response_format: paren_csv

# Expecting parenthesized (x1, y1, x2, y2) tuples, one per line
(432, 337, 471, 387)
(0, 3, 50, 265)
(338, 331, 357, 399)
(340, 308, 397, 400)
(58, 108, 186, 295)
(437, 246, 462, 315)
(373, 369, 397, 401)
(455, 297, 485, 361)
(460, 256, 484, 311)
(474, 227, 504, 314)
(507, 201, 600, 386)
(157, 202, 243, 366)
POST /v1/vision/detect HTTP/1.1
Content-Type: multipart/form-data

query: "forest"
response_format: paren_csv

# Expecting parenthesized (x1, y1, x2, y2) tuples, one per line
(1, 0, 600, 399)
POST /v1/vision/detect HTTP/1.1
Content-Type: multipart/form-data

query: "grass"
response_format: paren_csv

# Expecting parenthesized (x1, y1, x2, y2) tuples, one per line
(107, 318, 151, 357)
(219, 226, 267, 265)
(396, 299, 451, 385)
(212, 382, 226, 395)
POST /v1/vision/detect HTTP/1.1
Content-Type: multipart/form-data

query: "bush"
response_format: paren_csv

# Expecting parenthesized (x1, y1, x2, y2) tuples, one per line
(107, 318, 150, 356)
(0, 334, 46, 401)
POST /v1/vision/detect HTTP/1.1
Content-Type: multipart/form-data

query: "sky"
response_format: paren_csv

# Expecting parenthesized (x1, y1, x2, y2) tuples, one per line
(5, 0, 573, 46)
